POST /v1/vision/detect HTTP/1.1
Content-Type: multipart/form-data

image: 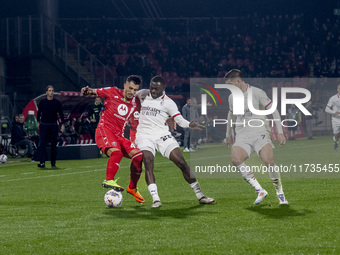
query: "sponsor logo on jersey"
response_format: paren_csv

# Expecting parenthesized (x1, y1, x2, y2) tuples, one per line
(117, 104, 128, 116)
(134, 111, 140, 118)
(141, 106, 161, 116)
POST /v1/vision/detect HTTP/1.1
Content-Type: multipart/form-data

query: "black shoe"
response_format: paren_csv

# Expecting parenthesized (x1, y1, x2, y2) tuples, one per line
(37, 163, 45, 168)
(51, 165, 57, 168)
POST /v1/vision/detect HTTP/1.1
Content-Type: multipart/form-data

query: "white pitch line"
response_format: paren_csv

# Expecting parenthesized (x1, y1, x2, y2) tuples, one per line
(0, 142, 332, 183)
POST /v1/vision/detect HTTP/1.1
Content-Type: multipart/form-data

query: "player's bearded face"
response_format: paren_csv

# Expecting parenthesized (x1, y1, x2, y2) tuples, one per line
(124, 82, 139, 100)
(150, 82, 164, 99)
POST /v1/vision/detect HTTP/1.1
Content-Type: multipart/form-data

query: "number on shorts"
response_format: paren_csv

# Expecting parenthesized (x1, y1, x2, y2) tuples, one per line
(160, 135, 172, 141)
(261, 135, 266, 139)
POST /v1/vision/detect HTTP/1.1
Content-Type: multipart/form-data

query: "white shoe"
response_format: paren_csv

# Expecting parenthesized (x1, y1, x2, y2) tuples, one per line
(199, 196, 215, 204)
(189, 148, 196, 152)
(183, 148, 190, 152)
(277, 193, 288, 205)
(254, 189, 268, 205)
(151, 201, 162, 208)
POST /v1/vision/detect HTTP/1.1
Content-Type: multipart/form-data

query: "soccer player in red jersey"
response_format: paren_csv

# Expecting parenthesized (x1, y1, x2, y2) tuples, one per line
(81, 75, 144, 203)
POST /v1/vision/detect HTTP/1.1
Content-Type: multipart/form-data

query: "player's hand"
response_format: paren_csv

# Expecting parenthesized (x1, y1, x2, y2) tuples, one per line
(90, 119, 96, 123)
(189, 121, 204, 130)
(226, 137, 233, 148)
(335, 111, 340, 115)
(166, 117, 177, 130)
(81, 86, 91, 96)
(278, 133, 286, 147)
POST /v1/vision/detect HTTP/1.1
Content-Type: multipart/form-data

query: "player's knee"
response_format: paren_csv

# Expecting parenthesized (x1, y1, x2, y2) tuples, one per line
(176, 158, 188, 170)
(263, 159, 275, 166)
(231, 156, 243, 166)
(109, 149, 123, 158)
(131, 152, 143, 171)
(143, 154, 154, 166)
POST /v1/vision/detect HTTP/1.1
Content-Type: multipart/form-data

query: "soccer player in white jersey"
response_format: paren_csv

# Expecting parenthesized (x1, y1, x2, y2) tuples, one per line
(135, 76, 215, 208)
(225, 69, 288, 205)
(325, 84, 340, 151)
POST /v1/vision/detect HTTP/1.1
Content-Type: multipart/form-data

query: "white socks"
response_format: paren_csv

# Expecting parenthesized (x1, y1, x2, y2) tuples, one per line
(148, 183, 160, 203)
(237, 163, 262, 190)
(149, 182, 204, 202)
(190, 181, 204, 200)
(238, 163, 284, 194)
(268, 164, 283, 194)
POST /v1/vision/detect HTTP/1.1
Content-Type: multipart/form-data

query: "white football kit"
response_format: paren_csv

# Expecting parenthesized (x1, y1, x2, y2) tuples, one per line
(136, 91, 189, 158)
(228, 84, 281, 157)
(326, 94, 340, 134)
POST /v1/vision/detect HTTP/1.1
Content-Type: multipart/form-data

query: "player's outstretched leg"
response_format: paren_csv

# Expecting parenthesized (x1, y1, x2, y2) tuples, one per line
(102, 149, 124, 191)
(143, 150, 161, 207)
(169, 148, 214, 204)
(127, 151, 145, 203)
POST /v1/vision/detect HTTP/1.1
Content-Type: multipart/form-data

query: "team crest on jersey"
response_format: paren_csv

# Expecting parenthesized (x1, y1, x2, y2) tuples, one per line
(133, 111, 140, 118)
(117, 104, 128, 116)
(111, 142, 117, 147)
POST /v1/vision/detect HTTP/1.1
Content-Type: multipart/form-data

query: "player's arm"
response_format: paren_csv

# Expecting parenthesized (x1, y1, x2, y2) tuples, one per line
(226, 110, 235, 148)
(135, 89, 149, 102)
(259, 90, 286, 147)
(172, 114, 204, 130)
(271, 109, 286, 147)
(81, 86, 96, 96)
(37, 101, 42, 129)
(167, 100, 204, 130)
(58, 101, 65, 132)
(325, 100, 340, 115)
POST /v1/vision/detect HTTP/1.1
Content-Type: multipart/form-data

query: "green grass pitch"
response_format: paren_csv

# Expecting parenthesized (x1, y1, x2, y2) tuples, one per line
(0, 136, 339, 254)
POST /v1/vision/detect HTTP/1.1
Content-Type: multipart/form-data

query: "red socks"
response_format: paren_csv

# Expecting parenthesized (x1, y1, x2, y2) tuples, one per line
(129, 152, 143, 189)
(106, 150, 123, 180)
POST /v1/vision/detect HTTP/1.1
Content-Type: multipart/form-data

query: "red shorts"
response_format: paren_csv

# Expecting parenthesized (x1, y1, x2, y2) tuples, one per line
(95, 126, 138, 157)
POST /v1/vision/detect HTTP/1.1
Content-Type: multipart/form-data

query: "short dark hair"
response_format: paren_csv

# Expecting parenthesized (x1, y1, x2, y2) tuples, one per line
(45, 85, 54, 91)
(150, 76, 165, 86)
(224, 69, 243, 80)
(126, 75, 142, 85)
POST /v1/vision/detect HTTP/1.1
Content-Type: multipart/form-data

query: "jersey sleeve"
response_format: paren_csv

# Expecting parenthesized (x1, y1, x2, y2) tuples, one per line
(228, 94, 233, 113)
(326, 97, 334, 109)
(95, 87, 117, 98)
(135, 89, 149, 103)
(258, 89, 272, 108)
(166, 98, 181, 118)
(129, 98, 141, 142)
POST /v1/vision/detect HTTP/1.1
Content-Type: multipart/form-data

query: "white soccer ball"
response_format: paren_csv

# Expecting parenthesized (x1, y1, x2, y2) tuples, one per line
(0, 154, 8, 164)
(104, 189, 123, 207)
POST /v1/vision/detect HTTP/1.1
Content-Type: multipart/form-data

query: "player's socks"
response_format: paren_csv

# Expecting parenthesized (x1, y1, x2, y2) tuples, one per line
(129, 152, 143, 189)
(237, 163, 262, 190)
(268, 164, 283, 194)
(190, 181, 204, 200)
(148, 183, 160, 203)
(106, 150, 123, 181)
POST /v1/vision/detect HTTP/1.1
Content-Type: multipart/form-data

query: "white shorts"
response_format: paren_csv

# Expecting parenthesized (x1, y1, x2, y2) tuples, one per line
(332, 118, 340, 134)
(233, 131, 272, 157)
(135, 134, 179, 158)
